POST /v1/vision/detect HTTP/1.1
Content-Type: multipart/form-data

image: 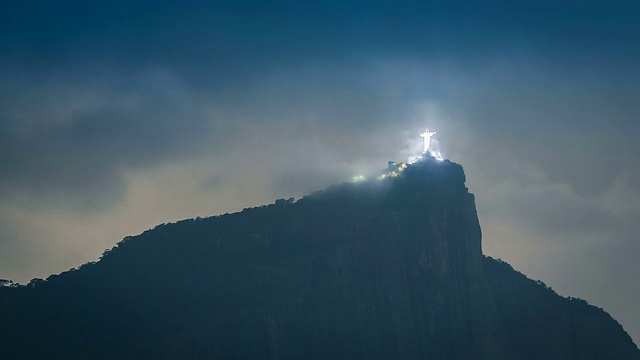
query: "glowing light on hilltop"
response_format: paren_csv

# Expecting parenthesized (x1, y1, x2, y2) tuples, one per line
(421, 129, 446, 161)
(408, 155, 423, 164)
(352, 175, 367, 182)
(410, 129, 444, 162)
(378, 129, 446, 181)
(430, 149, 444, 161)
(420, 129, 436, 153)
(379, 163, 407, 180)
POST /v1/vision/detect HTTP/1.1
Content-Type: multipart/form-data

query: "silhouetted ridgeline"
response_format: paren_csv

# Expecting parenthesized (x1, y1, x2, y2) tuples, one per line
(1, 157, 638, 359)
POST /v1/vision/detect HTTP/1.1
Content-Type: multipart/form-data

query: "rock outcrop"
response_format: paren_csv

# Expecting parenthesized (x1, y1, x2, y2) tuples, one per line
(1, 157, 638, 359)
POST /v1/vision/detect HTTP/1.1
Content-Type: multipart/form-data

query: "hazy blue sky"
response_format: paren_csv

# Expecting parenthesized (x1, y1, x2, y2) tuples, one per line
(1, 0, 639, 344)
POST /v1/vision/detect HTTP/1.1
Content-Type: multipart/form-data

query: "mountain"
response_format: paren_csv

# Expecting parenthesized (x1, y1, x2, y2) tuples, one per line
(1, 156, 638, 359)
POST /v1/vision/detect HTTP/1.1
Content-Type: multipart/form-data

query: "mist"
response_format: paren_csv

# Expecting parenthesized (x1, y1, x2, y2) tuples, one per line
(1, 0, 639, 343)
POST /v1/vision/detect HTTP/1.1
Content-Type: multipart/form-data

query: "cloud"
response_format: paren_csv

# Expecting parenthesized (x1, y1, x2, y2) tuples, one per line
(0, 0, 639, 345)
(0, 68, 217, 210)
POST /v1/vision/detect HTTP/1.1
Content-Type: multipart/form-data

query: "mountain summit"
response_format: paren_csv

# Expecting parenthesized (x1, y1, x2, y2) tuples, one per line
(1, 156, 638, 359)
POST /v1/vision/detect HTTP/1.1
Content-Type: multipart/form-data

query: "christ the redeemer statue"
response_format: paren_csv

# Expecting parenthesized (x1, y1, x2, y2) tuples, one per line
(420, 129, 436, 153)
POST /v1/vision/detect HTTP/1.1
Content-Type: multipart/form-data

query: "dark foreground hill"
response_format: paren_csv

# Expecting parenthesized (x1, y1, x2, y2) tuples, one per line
(1, 157, 638, 359)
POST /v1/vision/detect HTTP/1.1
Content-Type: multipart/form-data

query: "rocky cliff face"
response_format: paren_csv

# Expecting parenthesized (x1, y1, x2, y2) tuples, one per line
(1, 157, 638, 359)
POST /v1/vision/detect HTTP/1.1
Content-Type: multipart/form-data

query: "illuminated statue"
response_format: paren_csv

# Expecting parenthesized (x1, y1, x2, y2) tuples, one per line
(420, 129, 436, 153)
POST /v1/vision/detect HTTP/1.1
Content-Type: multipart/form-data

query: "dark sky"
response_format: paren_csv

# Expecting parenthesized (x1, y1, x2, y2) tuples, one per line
(1, 0, 639, 344)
